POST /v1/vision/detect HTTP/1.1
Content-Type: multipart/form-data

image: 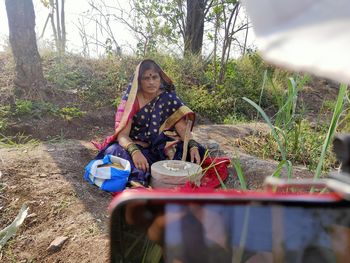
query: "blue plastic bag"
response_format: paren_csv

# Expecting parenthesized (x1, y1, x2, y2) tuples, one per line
(84, 155, 131, 192)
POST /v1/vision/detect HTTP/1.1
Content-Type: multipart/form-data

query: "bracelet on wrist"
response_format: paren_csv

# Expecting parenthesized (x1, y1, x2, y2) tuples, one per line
(189, 146, 199, 152)
(188, 139, 199, 150)
(131, 149, 141, 157)
(127, 143, 140, 156)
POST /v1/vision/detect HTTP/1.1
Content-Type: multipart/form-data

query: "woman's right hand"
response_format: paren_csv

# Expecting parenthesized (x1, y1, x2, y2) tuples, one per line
(132, 151, 150, 172)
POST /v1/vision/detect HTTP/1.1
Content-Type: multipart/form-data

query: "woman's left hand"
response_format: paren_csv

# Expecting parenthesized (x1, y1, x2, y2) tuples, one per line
(190, 147, 201, 164)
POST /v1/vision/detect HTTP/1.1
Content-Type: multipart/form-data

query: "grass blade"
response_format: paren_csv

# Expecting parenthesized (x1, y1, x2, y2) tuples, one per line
(314, 83, 347, 179)
(0, 204, 29, 250)
(231, 157, 247, 190)
(243, 97, 286, 160)
(271, 160, 286, 178)
(141, 240, 162, 263)
(255, 70, 268, 121)
(286, 160, 293, 180)
(273, 77, 299, 128)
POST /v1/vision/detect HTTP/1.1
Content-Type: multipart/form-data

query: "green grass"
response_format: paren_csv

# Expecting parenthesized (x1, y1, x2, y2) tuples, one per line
(314, 83, 347, 179)
(240, 76, 345, 180)
(235, 120, 336, 172)
(58, 107, 84, 121)
(231, 157, 247, 190)
(0, 133, 40, 148)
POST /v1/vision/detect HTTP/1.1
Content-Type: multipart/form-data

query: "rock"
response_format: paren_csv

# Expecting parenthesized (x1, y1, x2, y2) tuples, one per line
(47, 236, 68, 253)
(205, 140, 220, 150)
(27, 213, 37, 218)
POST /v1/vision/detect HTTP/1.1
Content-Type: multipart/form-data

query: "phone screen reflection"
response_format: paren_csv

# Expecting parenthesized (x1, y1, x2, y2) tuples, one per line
(163, 203, 350, 263)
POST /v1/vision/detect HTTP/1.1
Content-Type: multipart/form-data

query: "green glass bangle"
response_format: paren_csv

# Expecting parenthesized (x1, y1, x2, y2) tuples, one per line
(127, 143, 140, 156)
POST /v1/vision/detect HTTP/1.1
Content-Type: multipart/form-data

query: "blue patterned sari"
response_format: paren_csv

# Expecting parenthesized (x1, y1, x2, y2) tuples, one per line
(95, 60, 204, 186)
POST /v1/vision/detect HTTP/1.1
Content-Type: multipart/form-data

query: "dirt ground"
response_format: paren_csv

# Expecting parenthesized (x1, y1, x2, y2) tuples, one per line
(0, 77, 339, 262)
(1, 125, 318, 263)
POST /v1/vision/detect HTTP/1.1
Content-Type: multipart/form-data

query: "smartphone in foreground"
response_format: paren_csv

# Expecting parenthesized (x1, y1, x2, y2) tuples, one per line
(109, 189, 350, 263)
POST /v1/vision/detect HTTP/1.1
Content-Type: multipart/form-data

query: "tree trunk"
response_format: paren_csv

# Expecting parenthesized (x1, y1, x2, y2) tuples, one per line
(61, 0, 66, 54)
(48, 0, 66, 55)
(5, 0, 45, 97)
(184, 0, 206, 55)
(55, 0, 62, 55)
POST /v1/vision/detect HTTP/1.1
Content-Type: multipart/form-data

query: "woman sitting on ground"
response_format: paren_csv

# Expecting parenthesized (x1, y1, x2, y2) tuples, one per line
(94, 59, 205, 186)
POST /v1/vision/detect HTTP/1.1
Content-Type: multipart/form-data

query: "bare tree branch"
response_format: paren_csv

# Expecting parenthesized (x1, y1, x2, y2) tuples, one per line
(39, 13, 50, 39)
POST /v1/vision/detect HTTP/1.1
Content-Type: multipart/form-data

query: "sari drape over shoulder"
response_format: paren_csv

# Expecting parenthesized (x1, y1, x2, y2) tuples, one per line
(93, 59, 203, 185)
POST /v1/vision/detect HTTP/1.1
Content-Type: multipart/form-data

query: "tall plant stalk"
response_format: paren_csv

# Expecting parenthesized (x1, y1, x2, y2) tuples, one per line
(244, 75, 312, 179)
(314, 84, 347, 179)
(274, 77, 300, 129)
(243, 97, 286, 161)
(255, 70, 267, 122)
(244, 97, 293, 179)
(231, 157, 247, 190)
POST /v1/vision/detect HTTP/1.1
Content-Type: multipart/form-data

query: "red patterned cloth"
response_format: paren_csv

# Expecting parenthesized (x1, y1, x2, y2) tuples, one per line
(180, 157, 231, 190)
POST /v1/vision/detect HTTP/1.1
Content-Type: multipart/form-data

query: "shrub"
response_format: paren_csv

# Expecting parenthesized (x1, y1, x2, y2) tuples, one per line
(220, 54, 279, 118)
(39, 52, 304, 124)
(8, 98, 84, 122)
(180, 86, 220, 122)
(43, 53, 138, 108)
(58, 107, 84, 121)
(0, 105, 10, 118)
(15, 100, 33, 115)
(0, 119, 7, 131)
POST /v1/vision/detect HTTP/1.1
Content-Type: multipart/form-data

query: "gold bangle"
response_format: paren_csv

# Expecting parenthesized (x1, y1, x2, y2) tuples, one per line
(188, 139, 199, 150)
(131, 149, 141, 157)
(189, 146, 199, 151)
(127, 143, 140, 156)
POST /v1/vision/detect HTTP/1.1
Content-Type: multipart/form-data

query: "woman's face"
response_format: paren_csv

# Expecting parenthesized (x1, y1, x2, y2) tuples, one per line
(140, 69, 161, 95)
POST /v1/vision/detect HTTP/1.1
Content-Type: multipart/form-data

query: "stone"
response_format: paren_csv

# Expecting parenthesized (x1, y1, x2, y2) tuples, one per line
(47, 236, 68, 252)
